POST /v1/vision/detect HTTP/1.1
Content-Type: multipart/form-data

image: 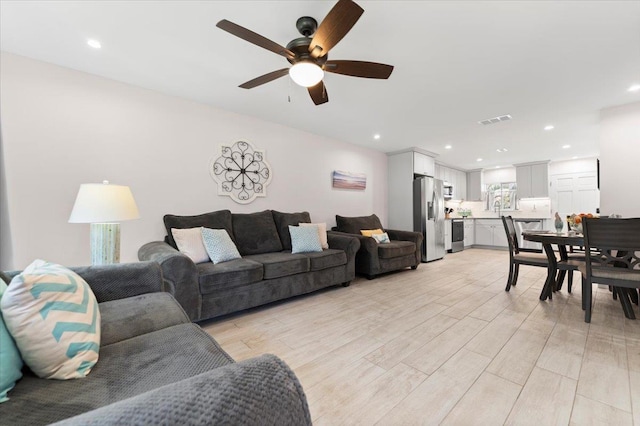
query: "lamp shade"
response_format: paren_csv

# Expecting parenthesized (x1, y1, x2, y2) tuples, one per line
(69, 181, 140, 223)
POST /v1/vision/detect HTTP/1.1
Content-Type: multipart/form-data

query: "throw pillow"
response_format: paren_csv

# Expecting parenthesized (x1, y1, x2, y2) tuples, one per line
(0, 280, 23, 402)
(272, 211, 312, 250)
(171, 227, 210, 264)
(163, 210, 234, 249)
(1, 260, 101, 380)
(361, 229, 384, 237)
(372, 232, 391, 244)
(289, 225, 323, 254)
(300, 222, 329, 249)
(201, 228, 242, 264)
(0, 271, 11, 284)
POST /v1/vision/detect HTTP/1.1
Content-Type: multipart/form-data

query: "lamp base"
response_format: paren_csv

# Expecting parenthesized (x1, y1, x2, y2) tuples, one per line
(90, 223, 120, 265)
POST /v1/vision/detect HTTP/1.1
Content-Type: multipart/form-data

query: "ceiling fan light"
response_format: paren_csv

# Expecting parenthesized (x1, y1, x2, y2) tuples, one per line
(289, 62, 324, 87)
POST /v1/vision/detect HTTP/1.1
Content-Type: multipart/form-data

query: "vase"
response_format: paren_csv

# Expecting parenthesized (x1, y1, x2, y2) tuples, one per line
(554, 218, 563, 233)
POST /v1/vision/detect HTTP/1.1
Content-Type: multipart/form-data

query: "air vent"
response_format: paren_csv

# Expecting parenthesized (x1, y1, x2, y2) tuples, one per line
(479, 114, 512, 125)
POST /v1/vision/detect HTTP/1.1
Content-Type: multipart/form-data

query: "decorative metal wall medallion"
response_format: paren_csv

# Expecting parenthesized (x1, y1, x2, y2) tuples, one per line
(210, 140, 272, 204)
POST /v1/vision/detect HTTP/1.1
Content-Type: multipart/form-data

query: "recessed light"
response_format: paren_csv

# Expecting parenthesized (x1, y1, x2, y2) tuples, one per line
(495, 166, 501, 169)
(476, 158, 483, 162)
(562, 144, 571, 149)
(373, 134, 381, 140)
(572, 156, 578, 159)
(87, 39, 101, 49)
(444, 145, 452, 150)
(496, 148, 508, 153)
(628, 84, 640, 92)
(544, 125, 554, 131)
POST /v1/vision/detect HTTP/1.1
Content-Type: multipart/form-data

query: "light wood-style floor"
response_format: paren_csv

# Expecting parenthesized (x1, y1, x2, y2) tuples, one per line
(201, 248, 640, 425)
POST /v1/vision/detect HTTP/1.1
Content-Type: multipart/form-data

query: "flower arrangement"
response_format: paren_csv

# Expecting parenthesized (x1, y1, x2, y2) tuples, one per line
(567, 213, 596, 233)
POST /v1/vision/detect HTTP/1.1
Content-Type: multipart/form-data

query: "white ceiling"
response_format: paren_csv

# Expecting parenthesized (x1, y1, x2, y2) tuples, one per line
(1, 1, 639, 170)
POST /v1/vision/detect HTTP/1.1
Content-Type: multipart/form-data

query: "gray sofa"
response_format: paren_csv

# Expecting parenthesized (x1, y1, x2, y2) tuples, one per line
(139, 209, 360, 322)
(0, 262, 311, 425)
(329, 213, 423, 279)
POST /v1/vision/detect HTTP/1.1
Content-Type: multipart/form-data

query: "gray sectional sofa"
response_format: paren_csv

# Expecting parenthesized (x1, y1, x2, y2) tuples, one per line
(1, 262, 311, 425)
(139, 209, 360, 322)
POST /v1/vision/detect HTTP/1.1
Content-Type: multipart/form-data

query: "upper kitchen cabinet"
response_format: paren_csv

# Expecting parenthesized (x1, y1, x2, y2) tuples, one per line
(516, 161, 549, 198)
(435, 164, 467, 200)
(467, 170, 483, 201)
(413, 152, 435, 176)
(387, 148, 438, 231)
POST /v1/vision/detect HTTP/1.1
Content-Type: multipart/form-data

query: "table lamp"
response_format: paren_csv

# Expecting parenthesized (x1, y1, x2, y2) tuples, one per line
(69, 181, 140, 265)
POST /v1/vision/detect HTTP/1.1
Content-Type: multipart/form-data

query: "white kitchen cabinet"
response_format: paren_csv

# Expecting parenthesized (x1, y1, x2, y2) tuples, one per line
(454, 170, 467, 200)
(434, 164, 442, 181)
(474, 219, 507, 248)
(414, 152, 435, 176)
(463, 220, 475, 247)
(516, 162, 549, 198)
(467, 170, 482, 201)
(388, 150, 437, 231)
(444, 220, 452, 251)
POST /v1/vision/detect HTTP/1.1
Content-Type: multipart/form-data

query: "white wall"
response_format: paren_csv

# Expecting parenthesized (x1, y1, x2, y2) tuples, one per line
(0, 53, 388, 269)
(599, 102, 640, 217)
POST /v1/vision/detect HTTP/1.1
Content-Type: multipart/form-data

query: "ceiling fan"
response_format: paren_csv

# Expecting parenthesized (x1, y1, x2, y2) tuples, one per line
(216, 0, 394, 105)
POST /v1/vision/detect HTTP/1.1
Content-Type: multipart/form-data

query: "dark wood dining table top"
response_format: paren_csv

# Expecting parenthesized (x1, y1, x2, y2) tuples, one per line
(522, 231, 584, 246)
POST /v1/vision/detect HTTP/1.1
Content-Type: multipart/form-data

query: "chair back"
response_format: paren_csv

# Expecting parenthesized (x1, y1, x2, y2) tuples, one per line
(583, 217, 640, 273)
(501, 216, 520, 256)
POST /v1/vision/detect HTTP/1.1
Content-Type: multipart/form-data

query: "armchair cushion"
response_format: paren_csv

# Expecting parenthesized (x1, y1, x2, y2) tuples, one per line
(164, 210, 234, 249)
(378, 241, 418, 259)
(272, 211, 311, 250)
(336, 214, 384, 235)
(232, 211, 283, 255)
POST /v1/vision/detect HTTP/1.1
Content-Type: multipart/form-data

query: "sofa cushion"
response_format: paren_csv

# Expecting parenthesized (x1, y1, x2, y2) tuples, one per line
(232, 210, 283, 255)
(244, 252, 310, 279)
(272, 211, 311, 250)
(164, 210, 233, 249)
(197, 259, 264, 294)
(336, 214, 384, 235)
(99, 293, 190, 347)
(0, 323, 233, 425)
(304, 249, 348, 271)
(378, 241, 417, 259)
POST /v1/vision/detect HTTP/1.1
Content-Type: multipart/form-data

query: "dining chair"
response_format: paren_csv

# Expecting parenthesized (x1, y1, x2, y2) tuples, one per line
(502, 216, 549, 292)
(580, 217, 640, 323)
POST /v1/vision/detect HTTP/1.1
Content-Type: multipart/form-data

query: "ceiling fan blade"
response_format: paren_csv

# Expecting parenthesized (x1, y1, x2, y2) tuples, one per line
(216, 19, 295, 59)
(308, 81, 329, 105)
(309, 0, 364, 58)
(239, 68, 290, 89)
(324, 60, 394, 79)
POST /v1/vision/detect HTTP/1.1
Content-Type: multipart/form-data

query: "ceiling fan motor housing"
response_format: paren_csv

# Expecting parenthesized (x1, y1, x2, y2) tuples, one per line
(296, 16, 318, 37)
(286, 36, 327, 67)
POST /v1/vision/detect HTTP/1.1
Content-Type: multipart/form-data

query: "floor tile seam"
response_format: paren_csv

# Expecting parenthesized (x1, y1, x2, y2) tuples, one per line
(410, 319, 491, 376)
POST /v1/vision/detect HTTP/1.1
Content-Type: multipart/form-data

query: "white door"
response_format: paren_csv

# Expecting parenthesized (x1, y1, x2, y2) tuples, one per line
(550, 172, 600, 218)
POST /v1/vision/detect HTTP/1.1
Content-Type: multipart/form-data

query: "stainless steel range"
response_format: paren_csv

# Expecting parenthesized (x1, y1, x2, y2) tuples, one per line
(451, 219, 464, 252)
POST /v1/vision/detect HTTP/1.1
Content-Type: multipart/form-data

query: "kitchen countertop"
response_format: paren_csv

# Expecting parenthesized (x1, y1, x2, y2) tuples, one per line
(445, 216, 551, 220)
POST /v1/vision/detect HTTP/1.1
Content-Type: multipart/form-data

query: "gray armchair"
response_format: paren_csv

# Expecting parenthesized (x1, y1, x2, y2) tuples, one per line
(329, 214, 423, 279)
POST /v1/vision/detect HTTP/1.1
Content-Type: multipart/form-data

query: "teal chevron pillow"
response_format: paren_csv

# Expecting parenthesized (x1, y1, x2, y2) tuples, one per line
(0, 280, 23, 402)
(289, 225, 323, 254)
(0, 260, 101, 380)
(201, 228, 241, 264)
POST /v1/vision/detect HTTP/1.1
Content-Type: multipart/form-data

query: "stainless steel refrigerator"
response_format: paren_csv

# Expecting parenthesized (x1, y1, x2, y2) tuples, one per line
(413, 176, 446, 262)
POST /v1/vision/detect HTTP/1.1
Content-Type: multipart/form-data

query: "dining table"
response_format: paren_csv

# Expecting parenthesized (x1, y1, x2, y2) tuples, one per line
(522, 231, 584, 301)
